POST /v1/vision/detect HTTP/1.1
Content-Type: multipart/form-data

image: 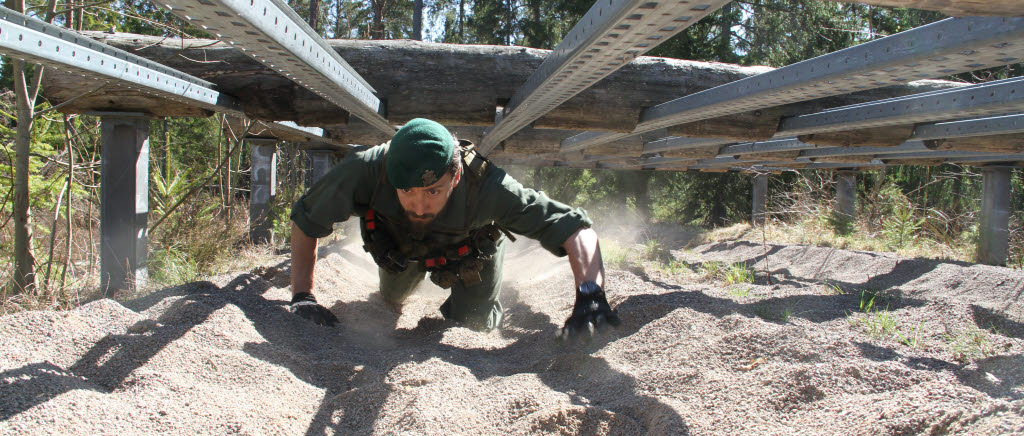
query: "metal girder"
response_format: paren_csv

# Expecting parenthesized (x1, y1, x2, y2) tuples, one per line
(561, 16, 1024, 153)
(911, 113, 1024, 140)
(718, 137, 815, 156)
(643, 136, 735, 154)
(149, 0, 394, 135)
(779, 77, 1024, 135)
(878, 150, 1024, 160)
(0, 7, 241, 114)
(745, 161, 885, 171)
(477, 0, 730, 154)
(798, 141, 929, 159)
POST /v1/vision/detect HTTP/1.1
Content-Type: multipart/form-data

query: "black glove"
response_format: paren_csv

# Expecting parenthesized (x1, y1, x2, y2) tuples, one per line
(290, 292, 339, 327)
(557, 281, 621, 341)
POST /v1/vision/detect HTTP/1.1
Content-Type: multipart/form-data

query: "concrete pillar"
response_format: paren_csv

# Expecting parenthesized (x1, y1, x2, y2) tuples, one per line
(100, 114, 150, 294)
(752, 173, 768, 226)
(835, 171, 858, 230)
(248, 139, 278, 245)
(977, 167, 1011, 266)
(307, 149, 334, 185)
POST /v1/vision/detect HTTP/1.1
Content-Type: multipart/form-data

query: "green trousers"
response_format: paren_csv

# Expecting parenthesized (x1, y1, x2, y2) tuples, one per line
(379, 236, 505, 331)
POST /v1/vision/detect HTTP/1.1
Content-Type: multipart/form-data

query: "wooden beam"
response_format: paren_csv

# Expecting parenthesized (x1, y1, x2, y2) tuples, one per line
(798, 125, 915, 148)
(925, 133, 1024, 153)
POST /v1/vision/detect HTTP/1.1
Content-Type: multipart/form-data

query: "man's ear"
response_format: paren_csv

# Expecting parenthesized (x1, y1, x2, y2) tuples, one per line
(452, 163, 462, 188)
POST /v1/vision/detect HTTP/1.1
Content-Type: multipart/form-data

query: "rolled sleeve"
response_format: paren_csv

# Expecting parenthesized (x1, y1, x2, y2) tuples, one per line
(488, 173, 593, 257)
(289, 145, 381, 238)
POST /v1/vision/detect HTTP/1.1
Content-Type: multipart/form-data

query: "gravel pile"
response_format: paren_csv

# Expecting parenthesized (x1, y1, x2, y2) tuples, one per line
(2, 236, 1022, 434)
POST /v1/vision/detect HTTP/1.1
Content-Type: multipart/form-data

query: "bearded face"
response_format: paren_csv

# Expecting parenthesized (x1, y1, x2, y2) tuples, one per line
(395, 165, 460, 233)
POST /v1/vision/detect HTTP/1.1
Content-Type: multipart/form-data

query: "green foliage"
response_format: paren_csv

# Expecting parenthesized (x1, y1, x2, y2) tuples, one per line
(724, 263, 754, 285)
(728, 286, 752, 298)
(697, 261, 754, 285)
(944, 328, 997, 363)
(600, 240, 632, 270)
(755, 302, 790, 323)
(895, 320, 924, 349)
(877, 183, 926, 249)
(148, 243, 200, 283)
(850, 306, 897, 340)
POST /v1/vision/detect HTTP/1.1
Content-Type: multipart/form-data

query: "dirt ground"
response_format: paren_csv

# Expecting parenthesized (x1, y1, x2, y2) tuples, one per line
(2, 227, 1023, 435)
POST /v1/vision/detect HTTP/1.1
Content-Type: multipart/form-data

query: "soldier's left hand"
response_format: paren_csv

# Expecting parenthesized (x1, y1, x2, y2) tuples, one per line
(557, 281, 620, 341)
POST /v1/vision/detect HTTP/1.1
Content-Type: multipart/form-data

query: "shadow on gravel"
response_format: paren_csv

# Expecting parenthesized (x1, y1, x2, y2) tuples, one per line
(269, 284, 693, 435)
(0, 269, 692, 435)
(853, 341, 1024, 401)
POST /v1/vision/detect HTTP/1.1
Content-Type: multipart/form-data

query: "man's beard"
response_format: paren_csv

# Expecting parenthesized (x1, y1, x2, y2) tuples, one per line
(404, 212, 436, 234)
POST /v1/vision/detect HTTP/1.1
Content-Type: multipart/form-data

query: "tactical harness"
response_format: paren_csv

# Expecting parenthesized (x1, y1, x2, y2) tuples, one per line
(360, 142, 516, 289)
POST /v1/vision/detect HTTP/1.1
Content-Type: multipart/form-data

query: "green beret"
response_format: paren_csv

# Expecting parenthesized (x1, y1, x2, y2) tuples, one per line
(387, 118, 454, 189)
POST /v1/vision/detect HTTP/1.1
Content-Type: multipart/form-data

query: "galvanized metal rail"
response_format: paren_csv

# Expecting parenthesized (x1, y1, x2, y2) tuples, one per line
(777, 77, 1024, 135)
(561, 16, 1024, 153)
(149, 0, 394, 134)
(477, 0, 730, 154)
(0, 7, 241, 114)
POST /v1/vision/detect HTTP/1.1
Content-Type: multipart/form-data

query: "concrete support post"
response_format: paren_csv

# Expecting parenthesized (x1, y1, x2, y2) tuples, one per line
(835, 171, 857, 232)
(100, 114, 150, 294)
(977, 167, 1011, 266)
(752, 173, 768, 226)
(307, 149, 334, 185)
(248, 139, 278, 245)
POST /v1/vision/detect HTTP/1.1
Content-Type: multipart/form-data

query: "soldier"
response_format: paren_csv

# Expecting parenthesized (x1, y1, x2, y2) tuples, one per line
(288, 118, 618, 338)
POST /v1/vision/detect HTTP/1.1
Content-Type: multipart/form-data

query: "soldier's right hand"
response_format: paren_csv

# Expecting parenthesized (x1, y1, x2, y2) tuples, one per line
(290, 292, 339, 327)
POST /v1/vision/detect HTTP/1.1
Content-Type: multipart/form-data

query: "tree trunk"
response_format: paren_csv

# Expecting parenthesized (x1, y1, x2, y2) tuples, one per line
(370, 0, 385, 39)
(413, 0, 422, 40)
(12, 58, 38, 293)
(458, 0, 465, 42)
(309, 0, 320, 32)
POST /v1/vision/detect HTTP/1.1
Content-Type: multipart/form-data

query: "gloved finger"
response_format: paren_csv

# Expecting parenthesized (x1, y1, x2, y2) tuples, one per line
(605, 310, 622, 327)
(317, 307, 339, 327)
(585, 321, 596, 337)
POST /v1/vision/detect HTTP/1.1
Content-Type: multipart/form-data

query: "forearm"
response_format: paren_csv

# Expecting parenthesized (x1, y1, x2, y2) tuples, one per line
(562, 227, 604, 288)
(290, 222, 319, 296)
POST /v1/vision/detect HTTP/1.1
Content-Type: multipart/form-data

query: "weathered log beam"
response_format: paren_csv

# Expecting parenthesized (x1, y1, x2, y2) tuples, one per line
(41, 33, 965, 140)
(42, 33, 766, 132)
(827, 0, 1023, 17)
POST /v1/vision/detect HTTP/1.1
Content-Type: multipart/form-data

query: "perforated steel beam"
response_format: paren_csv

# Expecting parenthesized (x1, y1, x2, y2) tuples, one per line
(643, 136, 735, 154)
(878, 150, 1024, 161)
(911, 113, 1024, 140)
(718, 138, 813, 156)
(561, 16, 1024, 153)
(0, 7, 240, 114)
(798, 141, 929, 159)
(477, 0, 730, 154)
(779, 77, 1024, 136)
(150, 0, 394, 135)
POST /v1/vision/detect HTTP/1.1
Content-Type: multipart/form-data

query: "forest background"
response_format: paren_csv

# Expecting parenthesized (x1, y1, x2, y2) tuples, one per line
(0, 0, 1022, 313)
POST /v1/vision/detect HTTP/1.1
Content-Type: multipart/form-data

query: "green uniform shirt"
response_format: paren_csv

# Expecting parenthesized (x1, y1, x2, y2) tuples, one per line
(291, 143, 592, 257)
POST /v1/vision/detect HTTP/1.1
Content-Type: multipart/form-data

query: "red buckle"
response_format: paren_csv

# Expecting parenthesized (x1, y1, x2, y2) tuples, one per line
(457, 245, 470, 256)
(365, 210, 375, 230)
(425, 257, 447, 268)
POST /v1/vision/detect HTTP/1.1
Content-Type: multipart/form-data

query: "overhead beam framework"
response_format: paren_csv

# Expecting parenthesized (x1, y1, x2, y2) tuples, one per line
(0, 7, 241, 115)
(561, 16, 1024, 153)
(149, 0, 394, 134)
(478, 0, 730, 153)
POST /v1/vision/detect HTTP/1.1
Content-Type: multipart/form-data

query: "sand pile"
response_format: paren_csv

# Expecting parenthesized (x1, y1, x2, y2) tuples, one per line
(2, 236, 1023, 435)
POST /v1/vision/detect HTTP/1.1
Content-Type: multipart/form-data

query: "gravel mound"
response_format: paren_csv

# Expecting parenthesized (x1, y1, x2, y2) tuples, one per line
(2, 237, 1023, 434)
